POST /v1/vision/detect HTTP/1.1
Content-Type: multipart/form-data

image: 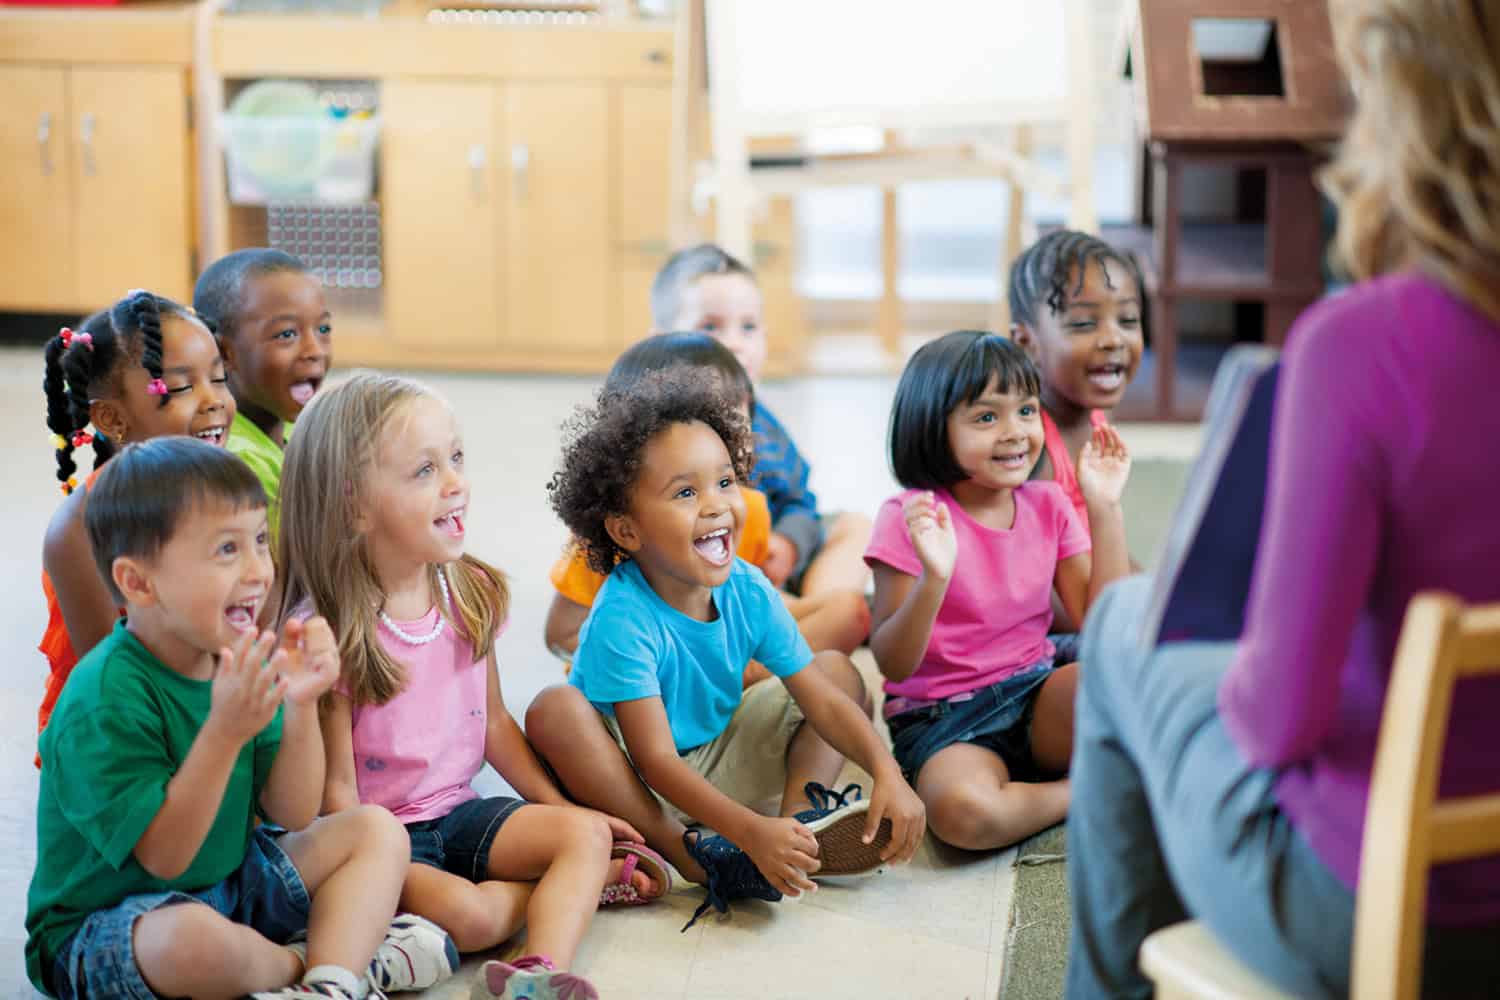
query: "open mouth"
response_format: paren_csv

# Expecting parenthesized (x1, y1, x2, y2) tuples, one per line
(225, 598, 259, 631)
(693, 526, 732, 566)
(435, 507, 466, 538)
(991, 450, 1031, 471)
(1086, 364, 1128, 393)
(193, 425, 228, 446)
(289, 376, 323, 407)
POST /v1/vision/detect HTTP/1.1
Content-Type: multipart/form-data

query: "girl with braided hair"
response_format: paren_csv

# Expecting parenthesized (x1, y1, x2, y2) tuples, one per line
(36, 290, 234, 754)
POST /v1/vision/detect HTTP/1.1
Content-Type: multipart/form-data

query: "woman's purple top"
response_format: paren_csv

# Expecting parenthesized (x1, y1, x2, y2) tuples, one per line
(1219, 272, 1500, 925)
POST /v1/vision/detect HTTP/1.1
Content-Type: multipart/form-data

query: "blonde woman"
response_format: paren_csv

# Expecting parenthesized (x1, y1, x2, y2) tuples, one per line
(1064, 2, 1500, 997)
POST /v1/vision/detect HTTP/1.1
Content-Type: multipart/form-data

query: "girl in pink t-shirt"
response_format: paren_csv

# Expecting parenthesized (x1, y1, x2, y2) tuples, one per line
(278, 373, 669, 1000)
(866, 332, 1132, 851)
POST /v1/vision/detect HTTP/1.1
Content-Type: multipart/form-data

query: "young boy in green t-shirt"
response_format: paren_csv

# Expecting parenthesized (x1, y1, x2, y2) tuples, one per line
(25, 438, 456, 1000)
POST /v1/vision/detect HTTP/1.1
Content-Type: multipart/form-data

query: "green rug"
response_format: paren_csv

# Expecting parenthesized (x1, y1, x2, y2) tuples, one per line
(997, 458, 1190, 1000)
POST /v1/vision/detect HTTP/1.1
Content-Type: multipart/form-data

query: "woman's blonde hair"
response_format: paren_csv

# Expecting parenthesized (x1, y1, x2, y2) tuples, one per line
(1321, 0, 1500, 321)
(278, 371, 509, 706)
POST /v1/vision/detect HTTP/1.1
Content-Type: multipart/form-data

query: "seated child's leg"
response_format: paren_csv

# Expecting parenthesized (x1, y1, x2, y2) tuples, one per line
(399, 862, 531, 955)
(916, 744, 1069, 851)
(132, 901, 303, 997)
(779, 651, 871, 816)
(797, 512, 873, 598)
(782, 588, 872, 656)
(525, 685, 708, 885)
(481, 805, 623, 969)
(276, 804, 410, 978)
(1028, 663, 1078, 772)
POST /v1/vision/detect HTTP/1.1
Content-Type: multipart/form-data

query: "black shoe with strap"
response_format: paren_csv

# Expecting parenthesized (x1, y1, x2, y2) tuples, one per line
(680, 828, 782, 932)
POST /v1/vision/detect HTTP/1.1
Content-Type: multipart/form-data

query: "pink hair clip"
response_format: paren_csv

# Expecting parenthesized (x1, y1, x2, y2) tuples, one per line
(71, 431, 94, 448)
(147, 378, 169, 396)
(59, 328, 93, 350)
(58, 327, 73, 346)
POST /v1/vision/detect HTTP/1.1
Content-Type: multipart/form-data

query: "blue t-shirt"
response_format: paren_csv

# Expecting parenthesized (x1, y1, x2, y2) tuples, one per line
(570, 558, 813, 751)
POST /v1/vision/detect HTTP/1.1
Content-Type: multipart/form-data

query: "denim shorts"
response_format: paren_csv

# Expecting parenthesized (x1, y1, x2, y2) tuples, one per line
(50, 826, 309, 1000)
(886, 662, 1058, 784)
(405, 795, 527, 882)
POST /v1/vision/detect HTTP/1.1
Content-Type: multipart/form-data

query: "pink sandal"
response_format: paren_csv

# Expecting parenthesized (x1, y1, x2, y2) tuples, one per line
(599, 841, 672, 906)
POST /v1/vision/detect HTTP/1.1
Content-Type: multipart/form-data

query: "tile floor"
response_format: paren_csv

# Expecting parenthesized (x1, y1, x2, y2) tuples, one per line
(0, 347, 1200, 999)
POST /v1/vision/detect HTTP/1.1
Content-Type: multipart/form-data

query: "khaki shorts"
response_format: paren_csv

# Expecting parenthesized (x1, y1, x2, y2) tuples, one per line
(601, 679, 806, 827)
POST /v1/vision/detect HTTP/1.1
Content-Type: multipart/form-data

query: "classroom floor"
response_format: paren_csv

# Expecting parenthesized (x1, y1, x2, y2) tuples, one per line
(0, 347, 1199, 999)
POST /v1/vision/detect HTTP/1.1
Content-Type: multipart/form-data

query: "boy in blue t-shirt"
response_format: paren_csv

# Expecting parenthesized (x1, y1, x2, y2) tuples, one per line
(528, 368, 924, 928)
(25, 438, 457, 1000)
(647, 243, 873, 600)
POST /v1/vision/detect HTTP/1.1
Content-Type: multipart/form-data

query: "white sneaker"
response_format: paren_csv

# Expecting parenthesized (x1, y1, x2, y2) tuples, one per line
(368, 914, 460, 992)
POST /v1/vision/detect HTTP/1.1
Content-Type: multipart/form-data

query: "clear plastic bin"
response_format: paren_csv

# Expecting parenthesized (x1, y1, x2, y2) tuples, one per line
(221, 114, 380, 205)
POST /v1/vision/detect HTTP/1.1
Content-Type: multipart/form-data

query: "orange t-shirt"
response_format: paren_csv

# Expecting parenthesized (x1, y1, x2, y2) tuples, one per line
(37, 468, 115, 755)
(550, 486, 773, 608)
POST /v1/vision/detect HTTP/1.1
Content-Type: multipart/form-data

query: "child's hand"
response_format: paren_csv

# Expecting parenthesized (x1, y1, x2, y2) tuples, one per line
(866, 766, 927, 865)
(205, 630, 285, 748)
(587, 810, 645, 845)
(741, 815, 821, 897)
(277, 616, 340, 706)
(1077, 423, 1132, 507)
(902, 492, 957, 581)
(762, 533, 798, 588)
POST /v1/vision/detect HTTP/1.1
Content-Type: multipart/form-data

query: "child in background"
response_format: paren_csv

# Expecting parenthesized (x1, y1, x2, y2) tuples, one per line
(26, 437, 457, 1000)
(281, 373, 662, 1000)
(866, 332, 1130, 851)
(650, 244, 871, 599)
(194, 248, 333, 540)
(544, 333, 870, 679)
(528, 369, 924, 930)
(1007, 229, 1145, 534)
(38, 291, 235, 756)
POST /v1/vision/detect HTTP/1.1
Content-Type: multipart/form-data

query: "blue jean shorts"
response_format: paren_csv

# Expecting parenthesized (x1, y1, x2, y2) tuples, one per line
(886, 662, 1059, 784)
(405, 795, 527, 882)
(50, 826, 309, 1000)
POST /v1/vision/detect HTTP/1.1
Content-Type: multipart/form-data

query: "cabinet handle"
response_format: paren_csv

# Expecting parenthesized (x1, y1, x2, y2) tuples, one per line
(467, 144, 487, 200)
(37, 112, 53, 175)
(80, 112, 97, 177)
(511, 144, 529, 199)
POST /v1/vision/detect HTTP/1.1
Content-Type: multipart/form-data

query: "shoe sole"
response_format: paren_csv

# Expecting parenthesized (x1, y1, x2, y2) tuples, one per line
(802, 799, 891, 877)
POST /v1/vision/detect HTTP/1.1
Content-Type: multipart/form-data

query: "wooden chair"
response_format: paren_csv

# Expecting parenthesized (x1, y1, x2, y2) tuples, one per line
(1140, 593, 1500, 1000)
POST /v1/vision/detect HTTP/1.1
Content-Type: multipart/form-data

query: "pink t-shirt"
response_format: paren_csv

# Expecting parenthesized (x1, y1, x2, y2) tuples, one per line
(864, 483, 1090, 701)
(1041, 408, 1107, 535)
(341, 606, 495, 823)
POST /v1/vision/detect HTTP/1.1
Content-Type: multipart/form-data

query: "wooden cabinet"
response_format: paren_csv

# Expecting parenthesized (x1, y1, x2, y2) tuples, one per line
(0, 8, 195, 314)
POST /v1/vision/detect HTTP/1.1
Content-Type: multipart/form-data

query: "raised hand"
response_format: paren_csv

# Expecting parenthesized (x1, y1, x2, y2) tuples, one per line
(901, 491, 957, 582)
(205, 629, 285, 748)
(277, 616, 340, 706)
(1077, 423, 1132, 507)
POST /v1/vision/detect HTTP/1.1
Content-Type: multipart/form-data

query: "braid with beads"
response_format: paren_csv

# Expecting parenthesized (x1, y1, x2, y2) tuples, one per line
(124, 291, 167, 405)
(1006, 230, 1148, 331)
(42, 335, 79, 493)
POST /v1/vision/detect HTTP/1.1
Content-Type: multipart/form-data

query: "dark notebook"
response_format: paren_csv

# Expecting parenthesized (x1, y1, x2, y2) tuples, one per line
(1141, 345, 1281, 649)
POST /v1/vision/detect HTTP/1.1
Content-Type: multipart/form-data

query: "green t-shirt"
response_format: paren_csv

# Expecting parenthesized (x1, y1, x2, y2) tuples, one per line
(25, 622, 282, 992)
(228, 410, 284, 540)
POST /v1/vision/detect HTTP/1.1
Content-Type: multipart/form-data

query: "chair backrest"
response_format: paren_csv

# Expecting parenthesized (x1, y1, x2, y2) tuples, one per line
(1353, 594, 1500, 999)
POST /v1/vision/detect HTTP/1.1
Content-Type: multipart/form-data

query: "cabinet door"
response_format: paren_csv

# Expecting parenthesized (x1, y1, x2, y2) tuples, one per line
(382, 80, 502, 352)
(70, 67, 191, 305)
(0, 66, 73, 309)
(615, 85, 673, 347)
(501, 83, 608, 354)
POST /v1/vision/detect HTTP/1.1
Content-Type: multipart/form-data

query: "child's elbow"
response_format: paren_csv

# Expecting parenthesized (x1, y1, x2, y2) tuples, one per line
(135, 847, 188, 882)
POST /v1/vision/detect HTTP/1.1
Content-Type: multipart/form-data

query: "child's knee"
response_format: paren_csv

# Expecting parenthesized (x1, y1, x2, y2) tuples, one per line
(811, 650, 871, 716)
(443, 888, 514, 953)
(829, 589, 872, 649)
(926, 785, 995, 848)
(554, 807, 613, 858)
(829, 511, 873, 547)
(134, 904, 249, 981)
(344, 803, 409, 864)
(524, 684, 593, 752)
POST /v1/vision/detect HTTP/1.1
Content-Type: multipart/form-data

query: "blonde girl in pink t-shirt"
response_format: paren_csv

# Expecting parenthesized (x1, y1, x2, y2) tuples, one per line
(865, 331, 1132, 851)
(278, 373, 669, 1000)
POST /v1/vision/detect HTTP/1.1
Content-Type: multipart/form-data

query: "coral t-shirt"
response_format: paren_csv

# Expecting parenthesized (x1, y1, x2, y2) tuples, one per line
(37, 468, 112, 749)
(1040, 408, 1107, 534)
(864, 483, 1089, 701)
(550, 486, 773, 608)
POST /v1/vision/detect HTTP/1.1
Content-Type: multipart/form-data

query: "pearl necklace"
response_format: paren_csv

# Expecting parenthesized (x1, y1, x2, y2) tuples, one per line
(378, 567, 451, 646)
